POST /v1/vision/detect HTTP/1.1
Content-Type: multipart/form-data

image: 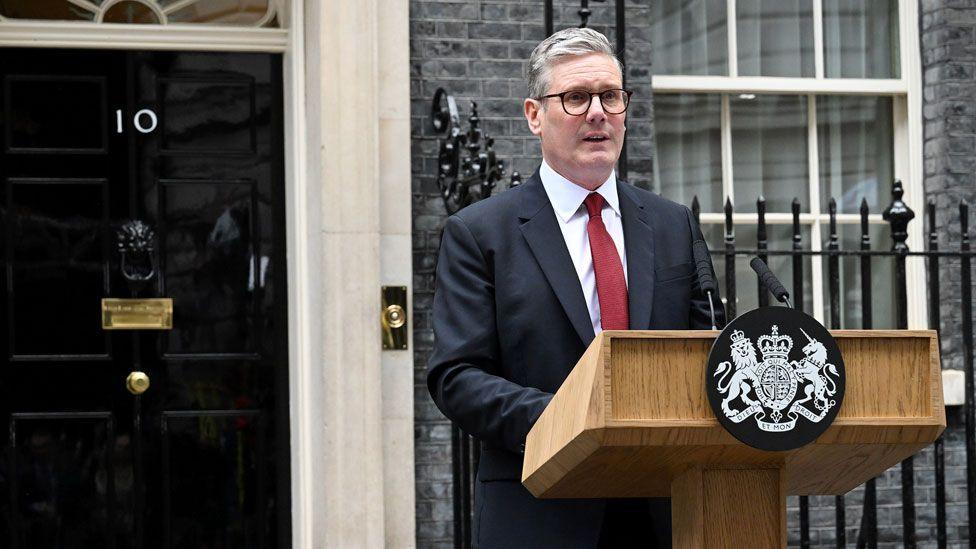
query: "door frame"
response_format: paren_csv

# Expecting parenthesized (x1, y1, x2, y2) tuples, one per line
(0, 2, 416, 547)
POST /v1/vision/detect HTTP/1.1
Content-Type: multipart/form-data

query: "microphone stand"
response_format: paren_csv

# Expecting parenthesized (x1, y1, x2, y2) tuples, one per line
(705, 289, 718, 330)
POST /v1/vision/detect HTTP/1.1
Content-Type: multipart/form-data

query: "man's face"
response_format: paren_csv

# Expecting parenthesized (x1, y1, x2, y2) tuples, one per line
(524, 53, 626, 190)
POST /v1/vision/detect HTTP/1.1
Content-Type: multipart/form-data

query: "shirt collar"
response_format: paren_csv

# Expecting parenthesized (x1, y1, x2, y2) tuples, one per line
(539, 159, 619, 223)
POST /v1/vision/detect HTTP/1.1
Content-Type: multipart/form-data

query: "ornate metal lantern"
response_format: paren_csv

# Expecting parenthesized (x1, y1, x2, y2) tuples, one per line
(430, 88, 516, 215)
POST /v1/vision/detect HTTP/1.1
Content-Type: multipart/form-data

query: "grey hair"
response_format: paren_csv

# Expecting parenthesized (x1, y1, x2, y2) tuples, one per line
(526, 28, 623, 101)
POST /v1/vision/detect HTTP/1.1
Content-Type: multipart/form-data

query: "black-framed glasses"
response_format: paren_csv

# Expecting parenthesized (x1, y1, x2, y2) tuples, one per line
(536, 88, 634, 115)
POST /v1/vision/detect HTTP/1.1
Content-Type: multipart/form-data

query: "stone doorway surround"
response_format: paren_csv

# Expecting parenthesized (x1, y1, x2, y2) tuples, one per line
(0, 0, 416, 547)
(295, 1, 415, 547)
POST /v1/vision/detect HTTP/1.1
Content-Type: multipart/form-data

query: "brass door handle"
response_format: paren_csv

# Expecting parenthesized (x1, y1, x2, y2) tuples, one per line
(126, 371, 150, 395)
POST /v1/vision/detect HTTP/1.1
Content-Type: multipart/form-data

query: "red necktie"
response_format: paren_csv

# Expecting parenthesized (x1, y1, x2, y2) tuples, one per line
(584, 193, 629, 330)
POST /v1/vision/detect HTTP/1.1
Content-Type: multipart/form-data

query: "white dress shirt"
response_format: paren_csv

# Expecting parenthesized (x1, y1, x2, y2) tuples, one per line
(539, 159, 627, 335)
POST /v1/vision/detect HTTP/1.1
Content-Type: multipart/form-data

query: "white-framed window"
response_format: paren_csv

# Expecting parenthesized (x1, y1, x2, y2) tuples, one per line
(0, 1, 288, 52)
(650, 0, 925, 329)
(0, 0, 280, 27)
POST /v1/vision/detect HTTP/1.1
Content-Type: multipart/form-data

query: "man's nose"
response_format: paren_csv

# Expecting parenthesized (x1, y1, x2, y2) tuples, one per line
(585, 94, 607, 123)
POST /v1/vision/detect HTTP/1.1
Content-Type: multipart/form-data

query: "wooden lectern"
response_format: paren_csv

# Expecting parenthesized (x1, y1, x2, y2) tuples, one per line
(522, 330, 945, 548)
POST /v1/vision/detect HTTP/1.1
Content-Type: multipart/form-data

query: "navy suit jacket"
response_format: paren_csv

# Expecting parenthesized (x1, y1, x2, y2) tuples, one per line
(427, 170, 723, 548)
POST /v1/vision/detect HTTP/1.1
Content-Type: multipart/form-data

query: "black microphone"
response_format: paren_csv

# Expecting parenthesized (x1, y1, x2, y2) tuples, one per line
(692, 240, 719, 329)
(749, 257, 792, 308)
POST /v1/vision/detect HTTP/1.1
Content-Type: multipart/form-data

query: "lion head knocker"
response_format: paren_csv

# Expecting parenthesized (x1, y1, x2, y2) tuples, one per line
(117, 220, 157, 290)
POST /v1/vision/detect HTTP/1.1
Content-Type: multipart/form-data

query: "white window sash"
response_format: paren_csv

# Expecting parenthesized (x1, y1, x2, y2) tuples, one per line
(652, 76, 907, 95)
(652, 0, 923, 326)
(0, 20, 288, 52)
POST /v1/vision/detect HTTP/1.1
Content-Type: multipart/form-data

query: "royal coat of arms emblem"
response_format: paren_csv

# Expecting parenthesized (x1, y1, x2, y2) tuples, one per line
(706, 307, 845, 451)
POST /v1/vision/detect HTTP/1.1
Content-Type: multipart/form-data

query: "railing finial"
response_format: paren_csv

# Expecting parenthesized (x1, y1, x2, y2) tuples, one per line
(882, 179, 915, 253)
(724, 197, 734, 239)
(577, 0, 606, 28)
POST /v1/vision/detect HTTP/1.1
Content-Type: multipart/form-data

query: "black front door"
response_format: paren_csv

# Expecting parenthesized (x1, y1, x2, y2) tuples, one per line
(0, 49, 289, 548)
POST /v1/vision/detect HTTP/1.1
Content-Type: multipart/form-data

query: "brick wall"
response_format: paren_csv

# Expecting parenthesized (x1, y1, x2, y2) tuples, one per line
(411, 0, 974, 547)
(923, 0, 976, 362)
(915, 0, 976, 545)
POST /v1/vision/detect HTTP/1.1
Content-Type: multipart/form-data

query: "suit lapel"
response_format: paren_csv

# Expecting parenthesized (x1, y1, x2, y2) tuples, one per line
(618, 182, 655, 329)
(518, 172, 595, 346)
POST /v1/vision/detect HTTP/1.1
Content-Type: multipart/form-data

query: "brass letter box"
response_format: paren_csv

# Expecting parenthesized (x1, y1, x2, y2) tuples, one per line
(102, 298, 173, 330)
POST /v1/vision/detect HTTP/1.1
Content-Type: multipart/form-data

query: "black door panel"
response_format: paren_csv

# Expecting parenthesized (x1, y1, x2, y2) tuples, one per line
(0, 48, 289, 549)
(5, 75, 109, 153)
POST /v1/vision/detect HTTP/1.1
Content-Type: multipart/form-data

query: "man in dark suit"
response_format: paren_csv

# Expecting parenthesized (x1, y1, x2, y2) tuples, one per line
(427, 27, 723, 548)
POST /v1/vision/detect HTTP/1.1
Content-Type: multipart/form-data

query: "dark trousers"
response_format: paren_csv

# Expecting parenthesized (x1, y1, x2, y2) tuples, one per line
(472, 479, 671, 548)
(597, 498, 672, 549)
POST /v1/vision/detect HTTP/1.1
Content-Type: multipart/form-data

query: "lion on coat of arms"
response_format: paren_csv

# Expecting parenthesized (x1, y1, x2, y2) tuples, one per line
(713, 329, 760, 416)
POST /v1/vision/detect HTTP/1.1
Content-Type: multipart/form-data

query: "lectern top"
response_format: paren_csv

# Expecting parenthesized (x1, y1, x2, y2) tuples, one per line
(522, 329, 943, 498)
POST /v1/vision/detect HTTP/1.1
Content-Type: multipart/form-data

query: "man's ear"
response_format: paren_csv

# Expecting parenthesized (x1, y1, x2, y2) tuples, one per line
(524, 98, 543, 136)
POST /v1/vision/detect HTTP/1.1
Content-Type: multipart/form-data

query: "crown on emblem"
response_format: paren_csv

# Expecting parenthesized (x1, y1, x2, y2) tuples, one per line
(729, 329, 751, 351)
(757, 325, 793, 360)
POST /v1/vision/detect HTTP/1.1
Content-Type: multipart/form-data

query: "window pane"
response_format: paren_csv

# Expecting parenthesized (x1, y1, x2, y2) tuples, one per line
(167, 0, 274, 26)
(823, 0, 900, 78)
(102, 2, 160, 24)
(0, 0, 93, 20)
(817, 96, 893, 214)
(650, 0, 728, 75)
(731, 95, 809, 213)
(654, 94, 723, 212)
(821, 224, 895, 329)
(702, 223, 814, 316)
(737, 0, 815, 77)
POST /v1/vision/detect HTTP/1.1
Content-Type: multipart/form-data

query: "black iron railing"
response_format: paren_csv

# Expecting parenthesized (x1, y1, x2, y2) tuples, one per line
(447, 180, 976, 548)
